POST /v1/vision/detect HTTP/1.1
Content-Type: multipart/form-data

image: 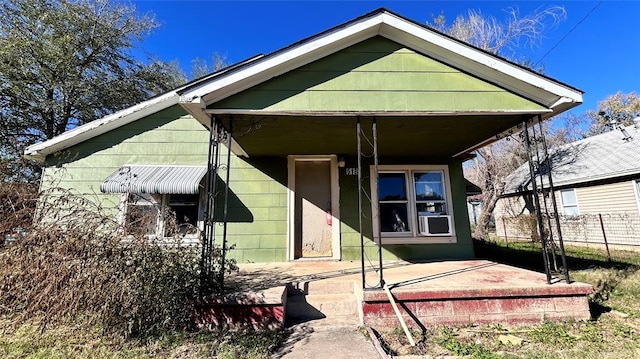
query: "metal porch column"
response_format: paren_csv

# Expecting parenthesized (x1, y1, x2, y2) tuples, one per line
(523, 119, 553, 284)
(357, 117, 384, 290)
(535, 117, 570, 283)
(200, 115, 222, 294)
(200, 115, 234, 294)
(218, 116, 233, 292)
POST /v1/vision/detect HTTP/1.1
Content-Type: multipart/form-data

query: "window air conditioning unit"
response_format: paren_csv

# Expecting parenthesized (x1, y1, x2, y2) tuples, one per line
(418, 215, 452, 236)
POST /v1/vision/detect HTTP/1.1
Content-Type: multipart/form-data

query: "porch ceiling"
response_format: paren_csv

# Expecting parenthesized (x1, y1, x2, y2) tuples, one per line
(219, 114, 527, 158)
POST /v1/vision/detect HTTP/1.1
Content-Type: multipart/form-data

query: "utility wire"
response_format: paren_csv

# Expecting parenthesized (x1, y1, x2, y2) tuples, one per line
(533, 1, 603, 67)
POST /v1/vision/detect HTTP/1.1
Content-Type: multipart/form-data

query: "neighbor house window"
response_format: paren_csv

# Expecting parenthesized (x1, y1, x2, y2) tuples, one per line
(124, 193, 201, 238)
(560, 189, 579, 217)
(373, 165, 455, 243)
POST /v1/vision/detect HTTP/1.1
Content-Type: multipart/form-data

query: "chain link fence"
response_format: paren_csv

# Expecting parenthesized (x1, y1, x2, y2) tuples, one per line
(499, 212, 640, 248)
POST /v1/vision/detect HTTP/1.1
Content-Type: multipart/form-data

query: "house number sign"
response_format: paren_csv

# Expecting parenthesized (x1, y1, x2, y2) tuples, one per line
(345, 168, 359, 176)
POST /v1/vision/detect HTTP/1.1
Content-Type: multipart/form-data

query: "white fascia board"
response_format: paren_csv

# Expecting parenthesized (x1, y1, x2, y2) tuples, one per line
(179, 14, 384, 107)
(181, 99, 249, 158)
(25, 92, 180, 162)
(378, 14, 583, 110)
(205, 108, 552, 117)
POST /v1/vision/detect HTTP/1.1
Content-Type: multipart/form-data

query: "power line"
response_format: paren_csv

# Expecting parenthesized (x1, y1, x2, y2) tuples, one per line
(533, 1, 603, 67)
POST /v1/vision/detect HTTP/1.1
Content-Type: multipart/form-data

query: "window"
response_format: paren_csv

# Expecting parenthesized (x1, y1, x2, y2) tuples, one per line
(378, 172, 411, 233)
(373, 165, 455, 243)
(164, 194, 200, 236)
(560, 189, 579, 217)
(123, 193, 201, 238)
(125, 193, 160, 236)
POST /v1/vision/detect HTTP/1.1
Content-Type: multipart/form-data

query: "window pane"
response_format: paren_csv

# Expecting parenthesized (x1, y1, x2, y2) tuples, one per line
(126, 205, 158, 236)
(563, 205, 580, 217)
(165, 194, 199, 236)
(416, 202, 447, 215)
(379, 203, 410, 233)
(560, 189, 577, 206)
(379, 173, 407, 201)
(414, 172, 444, 200)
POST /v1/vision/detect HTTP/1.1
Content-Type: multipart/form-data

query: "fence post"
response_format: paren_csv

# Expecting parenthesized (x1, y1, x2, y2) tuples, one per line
(598, 213, 612, 262)
(502, 217, 509, 248)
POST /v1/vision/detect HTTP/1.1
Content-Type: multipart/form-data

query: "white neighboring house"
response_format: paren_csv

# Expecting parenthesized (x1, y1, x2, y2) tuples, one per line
(495, 121, 640, 246)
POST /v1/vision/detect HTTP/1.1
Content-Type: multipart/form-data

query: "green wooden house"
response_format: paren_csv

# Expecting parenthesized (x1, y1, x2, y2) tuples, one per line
(25, 9, 582, 264)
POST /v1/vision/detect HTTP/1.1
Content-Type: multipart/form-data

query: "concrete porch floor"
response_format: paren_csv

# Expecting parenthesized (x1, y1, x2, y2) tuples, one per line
(226, 259, 593, 328)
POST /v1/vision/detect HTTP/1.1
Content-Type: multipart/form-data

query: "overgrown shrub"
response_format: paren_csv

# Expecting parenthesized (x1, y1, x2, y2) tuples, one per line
(0, 187, 230, 338)
(0, 180, 38, 245)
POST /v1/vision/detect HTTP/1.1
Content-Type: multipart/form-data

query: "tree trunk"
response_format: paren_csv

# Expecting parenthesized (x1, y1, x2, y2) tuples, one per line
(472, 181, 505, 240)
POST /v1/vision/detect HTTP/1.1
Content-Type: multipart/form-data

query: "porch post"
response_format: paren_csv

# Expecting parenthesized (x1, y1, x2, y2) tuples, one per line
(523, 119, 552, 284)
(201, 115, 222, 294)
(536, 117, 571, 283)
(372, 118, 384, 288)
(357, 117, 366, 289)
(356, 117, 384, 290)
(218, 116, 233, 292)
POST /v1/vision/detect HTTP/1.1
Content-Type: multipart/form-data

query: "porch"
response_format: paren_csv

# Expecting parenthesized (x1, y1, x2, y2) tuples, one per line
(222, 259, 592, 328)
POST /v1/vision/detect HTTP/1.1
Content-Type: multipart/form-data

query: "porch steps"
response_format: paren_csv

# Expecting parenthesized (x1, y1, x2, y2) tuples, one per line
(286, 279, 361, 327)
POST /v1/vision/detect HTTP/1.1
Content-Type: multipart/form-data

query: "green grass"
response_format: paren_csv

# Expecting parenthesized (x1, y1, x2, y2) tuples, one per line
(377, 239, 640, 358)
(0, 319, 289, 359)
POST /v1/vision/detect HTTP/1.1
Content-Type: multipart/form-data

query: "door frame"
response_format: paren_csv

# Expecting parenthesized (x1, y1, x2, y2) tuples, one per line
(287, 155, 341, 260)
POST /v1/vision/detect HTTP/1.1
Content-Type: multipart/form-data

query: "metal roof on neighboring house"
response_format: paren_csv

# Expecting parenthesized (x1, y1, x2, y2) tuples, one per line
(504, 123, 640, 195)
(100, 165, 207, 194)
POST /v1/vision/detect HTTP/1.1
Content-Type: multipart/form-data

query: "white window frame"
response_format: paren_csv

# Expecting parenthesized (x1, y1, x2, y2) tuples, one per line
(120, 192, 204, 242)
(559, 188, 580, 217)
(370, 165, 457, 244)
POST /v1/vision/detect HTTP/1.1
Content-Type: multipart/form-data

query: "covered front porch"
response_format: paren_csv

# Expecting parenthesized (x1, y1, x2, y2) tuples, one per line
(210, 259, 592, 328)
(174, 9, 585, 297)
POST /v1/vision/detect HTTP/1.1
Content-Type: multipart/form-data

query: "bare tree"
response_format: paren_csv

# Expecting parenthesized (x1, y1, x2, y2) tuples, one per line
(586, 91, 640, 135)
(430, 6, 568, 239)
(190, 52, 228, 79)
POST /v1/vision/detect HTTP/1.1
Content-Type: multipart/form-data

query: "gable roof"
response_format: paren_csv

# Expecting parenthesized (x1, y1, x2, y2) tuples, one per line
(504, 123, 640, 195)
(178, 8, 582, 123)
(25, 8, 583, 162)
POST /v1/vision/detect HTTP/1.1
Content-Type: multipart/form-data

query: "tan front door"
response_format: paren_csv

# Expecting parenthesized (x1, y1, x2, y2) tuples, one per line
(294, 160, 332, 258)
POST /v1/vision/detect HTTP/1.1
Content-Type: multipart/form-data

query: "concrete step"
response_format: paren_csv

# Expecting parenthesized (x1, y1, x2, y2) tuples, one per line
(286, 293, 359, 321)
(289, 280, 356, 295)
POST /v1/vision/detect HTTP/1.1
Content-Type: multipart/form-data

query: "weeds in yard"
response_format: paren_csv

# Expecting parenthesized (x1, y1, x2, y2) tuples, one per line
(375, 240, 640, 358)
(528, 321, 576, 346)
(0, 319, 289, 358)
(0, 186, 235, 338)
(0, 179, 287, 358)
(438, 327, 501, 359)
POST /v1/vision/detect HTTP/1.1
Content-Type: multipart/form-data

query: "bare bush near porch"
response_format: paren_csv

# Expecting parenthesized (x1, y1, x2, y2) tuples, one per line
(0, 188, 202, 337)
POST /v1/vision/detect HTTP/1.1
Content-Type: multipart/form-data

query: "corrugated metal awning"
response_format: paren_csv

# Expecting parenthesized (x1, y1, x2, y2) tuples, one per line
(101, 165, 207, 194)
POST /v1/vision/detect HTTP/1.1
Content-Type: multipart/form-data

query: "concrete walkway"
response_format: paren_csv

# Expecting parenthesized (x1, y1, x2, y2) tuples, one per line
(273, 323, 382, 359)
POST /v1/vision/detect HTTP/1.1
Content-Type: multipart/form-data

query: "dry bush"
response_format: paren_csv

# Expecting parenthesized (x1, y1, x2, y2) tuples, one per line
(0, 187, 226, 338)
(0, 181, 38, 245)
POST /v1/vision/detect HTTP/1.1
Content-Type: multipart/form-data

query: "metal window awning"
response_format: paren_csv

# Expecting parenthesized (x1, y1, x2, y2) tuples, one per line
(100, 165, 207, 194)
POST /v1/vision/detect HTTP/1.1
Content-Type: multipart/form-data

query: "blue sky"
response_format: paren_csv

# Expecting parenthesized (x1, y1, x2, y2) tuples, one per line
(132, 1, 639, 117)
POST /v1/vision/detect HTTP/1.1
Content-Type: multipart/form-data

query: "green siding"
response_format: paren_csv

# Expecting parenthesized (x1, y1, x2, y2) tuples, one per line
(42, 106, 210, 218)
(41, 106, 290, 263)
(210, 36, 546, 113)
